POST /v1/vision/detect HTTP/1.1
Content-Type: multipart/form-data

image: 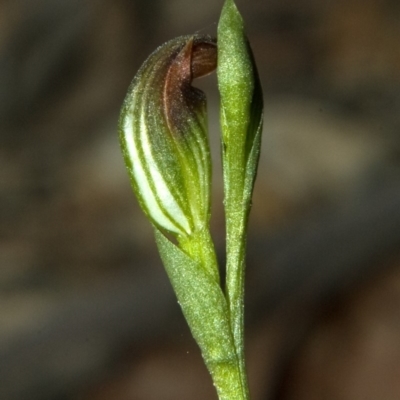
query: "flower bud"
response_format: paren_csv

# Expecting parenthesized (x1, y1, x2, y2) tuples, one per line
(119, 35, 217, 237)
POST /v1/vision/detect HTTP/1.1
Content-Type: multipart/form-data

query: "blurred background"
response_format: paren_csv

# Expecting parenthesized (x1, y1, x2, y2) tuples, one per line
(1, 0, 400, 399)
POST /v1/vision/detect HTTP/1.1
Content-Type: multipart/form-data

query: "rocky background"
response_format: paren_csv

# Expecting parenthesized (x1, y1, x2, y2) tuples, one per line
(1, 0, 400, 399)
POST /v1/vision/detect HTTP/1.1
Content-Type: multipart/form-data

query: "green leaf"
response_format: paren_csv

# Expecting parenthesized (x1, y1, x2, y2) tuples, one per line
(218, 0, 263, 197)
(154, 227, 244, 399)
(217, 1, 263, 398)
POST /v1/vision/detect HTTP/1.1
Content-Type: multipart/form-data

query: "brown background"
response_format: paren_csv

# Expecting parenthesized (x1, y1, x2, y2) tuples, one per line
(1, 0, 400, 399)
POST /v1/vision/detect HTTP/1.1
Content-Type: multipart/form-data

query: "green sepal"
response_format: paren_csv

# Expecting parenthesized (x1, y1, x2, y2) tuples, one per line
(154, 227, 245, 399)
(119, 35, 217, 238)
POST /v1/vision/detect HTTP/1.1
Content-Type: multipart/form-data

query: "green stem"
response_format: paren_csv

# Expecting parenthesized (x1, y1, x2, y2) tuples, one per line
(224, 168, 251, 400)
(178, 227, 220, 283)
(208, 359, 247, 400)
(180, 224, 250, 399)
(163, 227, 249, 400)
(226, 229, 249, 393)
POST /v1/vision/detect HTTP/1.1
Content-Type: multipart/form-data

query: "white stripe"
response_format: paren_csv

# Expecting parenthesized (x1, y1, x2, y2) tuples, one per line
(122, 97, 191, 235)
(139, 110, 191, 233)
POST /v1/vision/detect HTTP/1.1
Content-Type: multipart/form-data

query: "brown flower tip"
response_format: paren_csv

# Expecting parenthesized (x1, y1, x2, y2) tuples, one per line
(163, 36, 217, 134)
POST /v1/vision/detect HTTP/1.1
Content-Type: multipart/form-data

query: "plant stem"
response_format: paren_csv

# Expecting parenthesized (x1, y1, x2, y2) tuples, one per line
(157, 228, 249, 400)
(180, 223, 250, 399)
(209, 359, 248, 400)
(178, 228, 219, 283)
(224, 164, 251, 400)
